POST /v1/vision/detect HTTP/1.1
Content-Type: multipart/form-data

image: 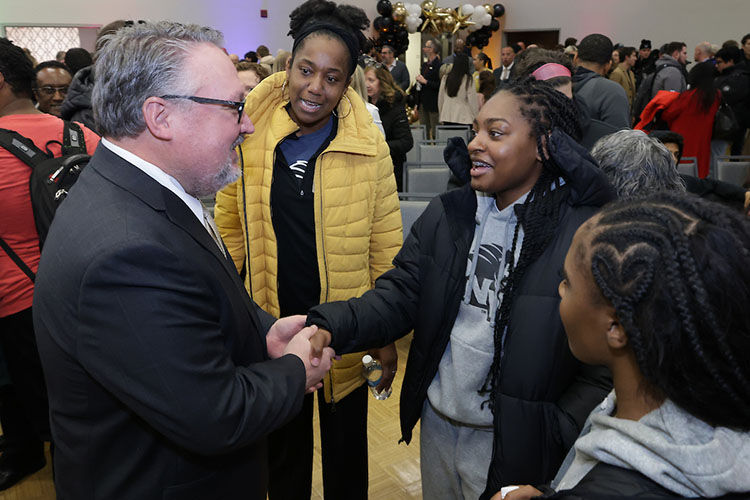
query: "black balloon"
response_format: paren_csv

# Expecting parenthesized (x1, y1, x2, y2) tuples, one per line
(396, 30, 409, 42)
(373, 16, 384, 31)
(493, 3, 505, 17)
(490, 18, 499, 31)
(381, 16, 394, 30)
(377, 0, 393, 17)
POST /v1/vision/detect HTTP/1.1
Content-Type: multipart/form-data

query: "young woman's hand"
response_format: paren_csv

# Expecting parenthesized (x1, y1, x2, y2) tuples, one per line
(491, 485, 544, 500)
(369, 344, 398, 393)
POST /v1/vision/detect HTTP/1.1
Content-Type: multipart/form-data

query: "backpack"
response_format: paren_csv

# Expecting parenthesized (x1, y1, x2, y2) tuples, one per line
(712, 97, 740, 141)
(0, 121, 89, 282)
(633, 63, 670, 122)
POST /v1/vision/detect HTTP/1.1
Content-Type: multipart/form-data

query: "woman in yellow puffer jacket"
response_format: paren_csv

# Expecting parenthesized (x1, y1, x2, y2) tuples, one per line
(214, 1, 402, 497)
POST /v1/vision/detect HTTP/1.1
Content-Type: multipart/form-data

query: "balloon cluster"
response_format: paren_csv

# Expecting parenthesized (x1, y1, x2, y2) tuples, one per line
(373, 0, 504, 51)
(373, 0, 413, 56)
(462, 3, 504, 49)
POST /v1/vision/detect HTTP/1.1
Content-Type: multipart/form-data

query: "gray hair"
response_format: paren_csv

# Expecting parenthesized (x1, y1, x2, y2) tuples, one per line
(93, 21, 223, 138)
(591, 129, 686, 199)
(696, 41, 714, 58)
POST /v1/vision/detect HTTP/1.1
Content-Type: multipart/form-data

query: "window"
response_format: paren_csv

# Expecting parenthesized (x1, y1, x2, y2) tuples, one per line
(5, 26, 80, 63)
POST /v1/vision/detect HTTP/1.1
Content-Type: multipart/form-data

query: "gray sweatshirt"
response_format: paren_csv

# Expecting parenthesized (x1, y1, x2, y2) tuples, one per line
(552, 391, 750, 497)
(427, 191, 525, 426)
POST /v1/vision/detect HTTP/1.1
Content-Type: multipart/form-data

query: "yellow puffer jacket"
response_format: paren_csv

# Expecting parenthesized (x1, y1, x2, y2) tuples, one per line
(215, 71, 403, 403)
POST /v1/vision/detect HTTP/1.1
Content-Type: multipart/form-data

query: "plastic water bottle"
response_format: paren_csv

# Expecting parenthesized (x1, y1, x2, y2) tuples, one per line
(361, 354, 392, 400)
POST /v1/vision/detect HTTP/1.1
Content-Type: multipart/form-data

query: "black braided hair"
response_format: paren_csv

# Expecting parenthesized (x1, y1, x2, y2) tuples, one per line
(0, 38, 35, 98)
(480, 78, 584, 410)
(288, 0, 369, 75)
(586, 192, 750, 430)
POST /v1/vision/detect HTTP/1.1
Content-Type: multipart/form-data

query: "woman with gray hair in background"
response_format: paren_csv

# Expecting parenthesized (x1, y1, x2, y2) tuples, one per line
(590, 129, 685, 199)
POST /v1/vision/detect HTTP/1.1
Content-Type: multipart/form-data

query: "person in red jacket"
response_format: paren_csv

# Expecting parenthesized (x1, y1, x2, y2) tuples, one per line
(636, 62, 720, 178)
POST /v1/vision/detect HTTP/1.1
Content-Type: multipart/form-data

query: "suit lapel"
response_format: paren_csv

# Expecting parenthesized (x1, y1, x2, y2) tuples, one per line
(91, 145, 266, 334)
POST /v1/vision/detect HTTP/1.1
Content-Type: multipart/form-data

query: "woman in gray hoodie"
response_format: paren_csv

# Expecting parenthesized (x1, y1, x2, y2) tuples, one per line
(504, 192, 750, 500)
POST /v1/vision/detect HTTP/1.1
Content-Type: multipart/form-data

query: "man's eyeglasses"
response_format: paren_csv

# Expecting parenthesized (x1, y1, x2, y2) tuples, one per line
(159, 95, 245, 124)
(35, 86, 69, 96)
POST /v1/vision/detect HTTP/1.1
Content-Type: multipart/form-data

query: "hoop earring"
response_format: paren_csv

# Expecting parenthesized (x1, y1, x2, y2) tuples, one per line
(332, 94, 352, 119)
(281, 80, 288, 95)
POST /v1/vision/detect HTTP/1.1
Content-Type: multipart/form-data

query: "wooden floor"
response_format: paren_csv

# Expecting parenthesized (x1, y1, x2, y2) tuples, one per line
(0, 335, 421, 499)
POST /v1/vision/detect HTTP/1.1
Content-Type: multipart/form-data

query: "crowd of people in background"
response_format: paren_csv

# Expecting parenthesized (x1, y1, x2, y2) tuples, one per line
(2, 5, 750, 500)
(19, 21, 750, 173)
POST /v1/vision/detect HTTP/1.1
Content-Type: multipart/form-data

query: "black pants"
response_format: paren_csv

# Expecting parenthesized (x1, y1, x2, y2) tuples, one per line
(730, 126, 749, 156)
(268, 383, 369, 500)
(0, 308, 50, 465)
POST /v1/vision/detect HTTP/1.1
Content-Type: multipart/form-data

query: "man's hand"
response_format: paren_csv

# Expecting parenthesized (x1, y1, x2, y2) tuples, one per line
(415, 74, 427, 85)
(369, 343, 398, 393)
(284, 326, 335, 393)
(309, 328, 332, 367)
(266, 315, 306, 359)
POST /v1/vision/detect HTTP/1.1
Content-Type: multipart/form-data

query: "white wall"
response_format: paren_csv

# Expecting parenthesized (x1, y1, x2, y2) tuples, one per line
(1, 0, 748, 59)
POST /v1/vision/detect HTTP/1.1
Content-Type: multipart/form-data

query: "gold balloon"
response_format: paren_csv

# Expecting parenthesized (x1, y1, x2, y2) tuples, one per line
(420, 2, 440, 34)
(442, 15, 457, 34)
(406, 105, 419, 124)
(392, 4, 407, 23)
(393, 1, 405, 8)
(435, 8, 457, 34)
(420, 14, 440, 35)
(455, 6, 475, 32)
(483, 3, 493, 14)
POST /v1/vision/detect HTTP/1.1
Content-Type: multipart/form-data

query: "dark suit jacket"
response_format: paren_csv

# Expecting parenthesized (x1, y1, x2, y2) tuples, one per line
(390, 60, 410, 92)
(493, 63, 517, 89)
(33, 144, 306, 500)
(419, 57, 442, 112)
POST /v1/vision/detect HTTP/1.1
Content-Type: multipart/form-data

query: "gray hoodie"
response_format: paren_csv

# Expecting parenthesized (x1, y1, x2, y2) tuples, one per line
(553, 391, 750, 497)
(651, 54, 687, 98)
(426, 191, 526, 426)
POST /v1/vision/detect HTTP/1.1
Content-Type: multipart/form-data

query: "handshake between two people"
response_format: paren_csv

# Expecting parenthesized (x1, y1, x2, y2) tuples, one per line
(265, 315, 335, 393)
(267, 315, 398, 395)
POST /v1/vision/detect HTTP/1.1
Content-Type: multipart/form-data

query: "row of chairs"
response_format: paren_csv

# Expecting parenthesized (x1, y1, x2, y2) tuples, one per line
(405, 166, 451, 194)
(409, 124, 472, 144)
(399, 194, 432, 241)
(677, 156, 750, 187)
(715, 156, 750, 186)
(407, 125, 471, 165)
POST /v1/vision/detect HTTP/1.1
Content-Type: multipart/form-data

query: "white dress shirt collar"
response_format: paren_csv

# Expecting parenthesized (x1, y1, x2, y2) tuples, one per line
(101, 138, 204, 225)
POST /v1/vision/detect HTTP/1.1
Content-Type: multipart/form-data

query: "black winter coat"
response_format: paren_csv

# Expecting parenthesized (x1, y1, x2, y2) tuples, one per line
(308, 131, 615, 500)
(543, 463, 750, 500)
(419, 57, 442, 112)
(715, 64, 750, 128)
(376, 94, 413, 191)
(60, 65, 97, 134)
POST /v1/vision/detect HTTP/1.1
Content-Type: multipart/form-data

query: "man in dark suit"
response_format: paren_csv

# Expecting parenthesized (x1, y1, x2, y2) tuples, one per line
(32, 21, 334, 500)
(493, 44, 518, 88)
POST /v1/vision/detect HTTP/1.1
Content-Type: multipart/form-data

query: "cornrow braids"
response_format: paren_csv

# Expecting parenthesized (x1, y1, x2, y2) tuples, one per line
(480, 78, 583, 410)
(588, 192, 750, 430)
